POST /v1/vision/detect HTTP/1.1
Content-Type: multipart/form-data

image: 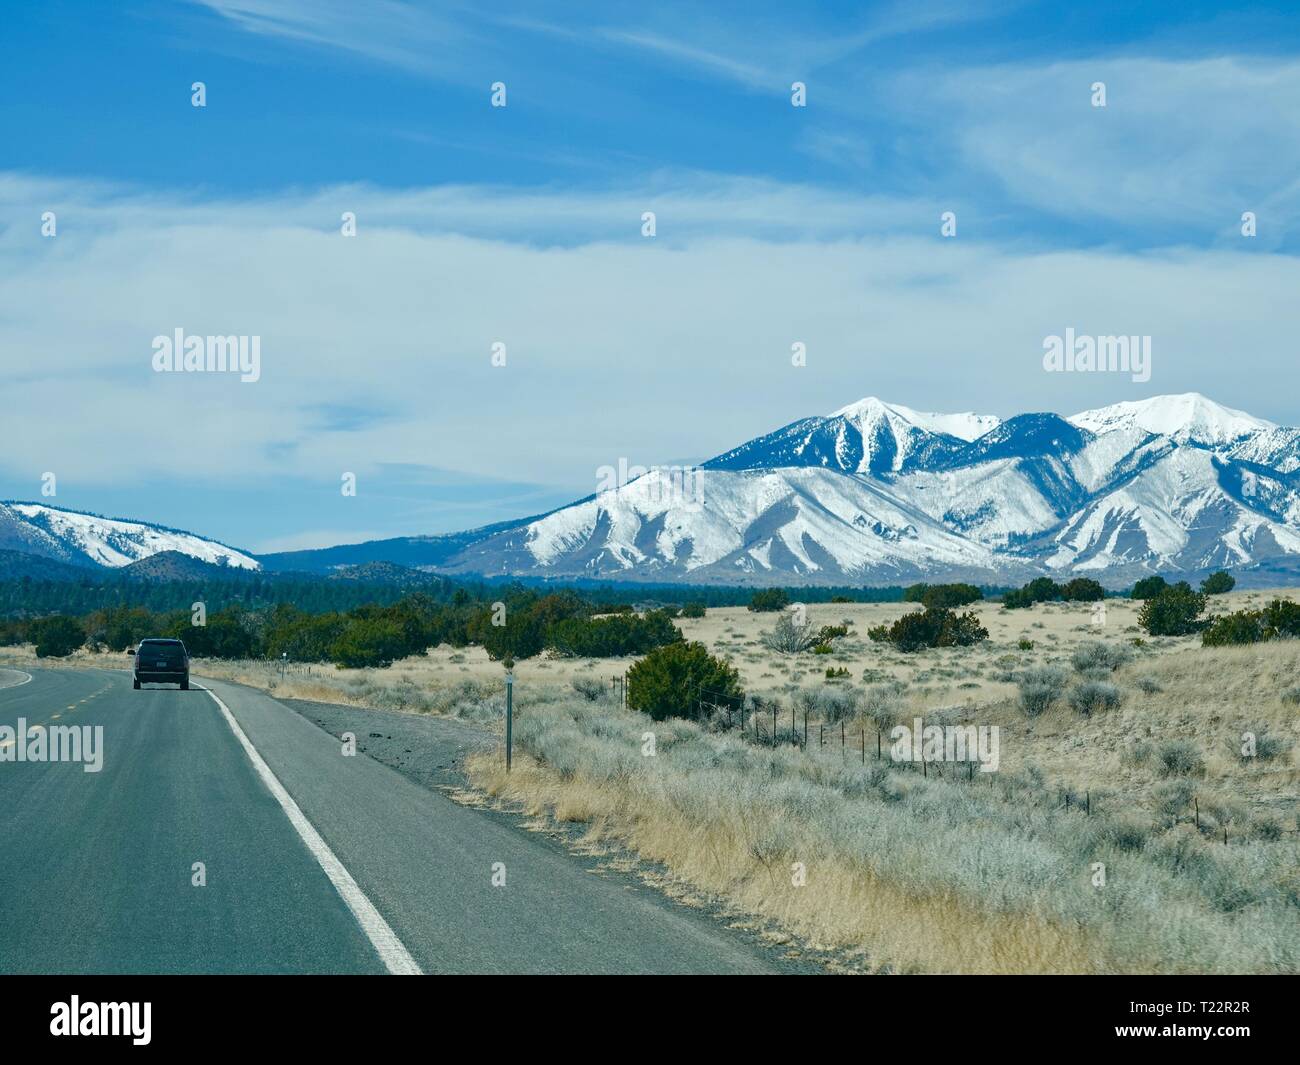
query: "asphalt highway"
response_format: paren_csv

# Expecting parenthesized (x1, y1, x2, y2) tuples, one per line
(0, 667, 782, 974)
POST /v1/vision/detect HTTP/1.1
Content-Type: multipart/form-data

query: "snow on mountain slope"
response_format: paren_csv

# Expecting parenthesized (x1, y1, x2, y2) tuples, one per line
(0, 502, 259, 570)
(1226, 426, 1300, 474)
(439, 466, 1009, 583)
(832, 398, 1001, 444)
(1043, 448, 1300, 574)
(886, 459, 1070, 548)
(1069, 392, 1275, 445)
(443, 392, 1300, 585)
(705, 396, 996, 476)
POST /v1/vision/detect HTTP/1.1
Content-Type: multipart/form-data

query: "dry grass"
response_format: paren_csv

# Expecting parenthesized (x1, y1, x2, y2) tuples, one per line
(470, 750, 1105, 973)
(458, 602, 1300, 975)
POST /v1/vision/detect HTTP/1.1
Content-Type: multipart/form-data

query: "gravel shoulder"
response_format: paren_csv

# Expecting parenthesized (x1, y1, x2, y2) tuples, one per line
(277, 696, 828, 974)
(282, 698, 496, 791)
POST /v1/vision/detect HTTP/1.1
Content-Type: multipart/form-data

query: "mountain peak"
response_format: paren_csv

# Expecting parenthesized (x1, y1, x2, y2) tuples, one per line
(828, 397, 1000, 443)
(1069, 393, 1276, 444)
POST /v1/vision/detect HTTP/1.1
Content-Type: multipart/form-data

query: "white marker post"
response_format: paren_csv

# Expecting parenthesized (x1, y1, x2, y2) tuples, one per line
(504, 662, 514, 772)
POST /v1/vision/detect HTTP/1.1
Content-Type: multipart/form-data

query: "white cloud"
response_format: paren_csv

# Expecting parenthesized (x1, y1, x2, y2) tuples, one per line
(902, 56, 1300, 235)
(4, 171, 1298, 505)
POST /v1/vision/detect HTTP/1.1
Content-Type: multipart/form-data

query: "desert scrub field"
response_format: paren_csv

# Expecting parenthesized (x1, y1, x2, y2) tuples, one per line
(467, 650, 1299, 974)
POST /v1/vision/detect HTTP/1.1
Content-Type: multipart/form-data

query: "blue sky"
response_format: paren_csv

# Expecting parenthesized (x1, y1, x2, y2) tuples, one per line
(3, 1, 1300, 551)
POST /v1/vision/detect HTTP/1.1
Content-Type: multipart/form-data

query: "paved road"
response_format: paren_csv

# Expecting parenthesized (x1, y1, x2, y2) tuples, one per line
(0, 667, 782, 974)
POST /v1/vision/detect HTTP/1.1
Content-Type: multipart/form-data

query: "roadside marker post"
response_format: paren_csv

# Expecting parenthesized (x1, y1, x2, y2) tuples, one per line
(505, 668, 514, 772)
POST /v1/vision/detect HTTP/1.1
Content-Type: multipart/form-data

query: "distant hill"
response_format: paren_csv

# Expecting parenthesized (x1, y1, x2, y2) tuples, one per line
(118, 551, 257, 582)
(0, 549, 95, 582)
(255, 516, 543, 574)
(326, 561, 452, 589)
(0, 501, 259, 571)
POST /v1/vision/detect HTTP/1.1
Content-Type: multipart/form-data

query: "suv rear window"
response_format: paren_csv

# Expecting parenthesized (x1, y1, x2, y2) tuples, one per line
(140, 639, 186, 651)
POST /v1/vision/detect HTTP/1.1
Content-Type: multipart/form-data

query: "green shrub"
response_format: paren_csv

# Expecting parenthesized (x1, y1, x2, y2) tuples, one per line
(1200, 570, 1235, 595)
(680, 601, 707, 619)
(1138, 583, 1207, 636)
(1131, 575, 1169, 600)
(1201, 609, 1267, 646)
(1201, 598, 1300, 646)
(626, 641, 743, 722)
(877, 607, 988, 652)
(1060, 577, 1105, 602)
(475, 609, 545, 661)
(1002, 576, 1103, 608)
(747, 588, 790, 613)
(1262, 597, 1300, 636)
(917, 583, 983, 609)
(30, 615, 86, 658)
(1017, 638, 1034, 650)
(329, 618, 410, 668)
(546, 611, 682, 658)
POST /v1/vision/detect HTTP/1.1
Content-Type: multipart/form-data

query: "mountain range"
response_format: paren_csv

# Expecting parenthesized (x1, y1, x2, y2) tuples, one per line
(6, 392, 1300, 588)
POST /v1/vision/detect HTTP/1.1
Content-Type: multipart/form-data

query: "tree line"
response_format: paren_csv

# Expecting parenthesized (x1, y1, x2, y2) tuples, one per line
(0, 588, 696, 667)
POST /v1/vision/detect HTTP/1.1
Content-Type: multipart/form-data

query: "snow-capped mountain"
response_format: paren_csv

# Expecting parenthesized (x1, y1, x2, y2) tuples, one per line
(441, 465, 1031, 584)
(1068, 393, 1275, 445)
(704, 396, 999, 476)
(425, 392, 1300, 586)
(8, 393, 1300, 588)
(0, 502, 259, 571)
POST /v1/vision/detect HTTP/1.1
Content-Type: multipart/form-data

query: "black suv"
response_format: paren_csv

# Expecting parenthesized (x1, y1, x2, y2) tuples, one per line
(129, 639, 190, 690)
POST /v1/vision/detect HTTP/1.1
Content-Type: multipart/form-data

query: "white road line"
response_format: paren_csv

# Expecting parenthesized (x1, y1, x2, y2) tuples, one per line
(198, 683, 422, 975)
(0, 669, 34, 689)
